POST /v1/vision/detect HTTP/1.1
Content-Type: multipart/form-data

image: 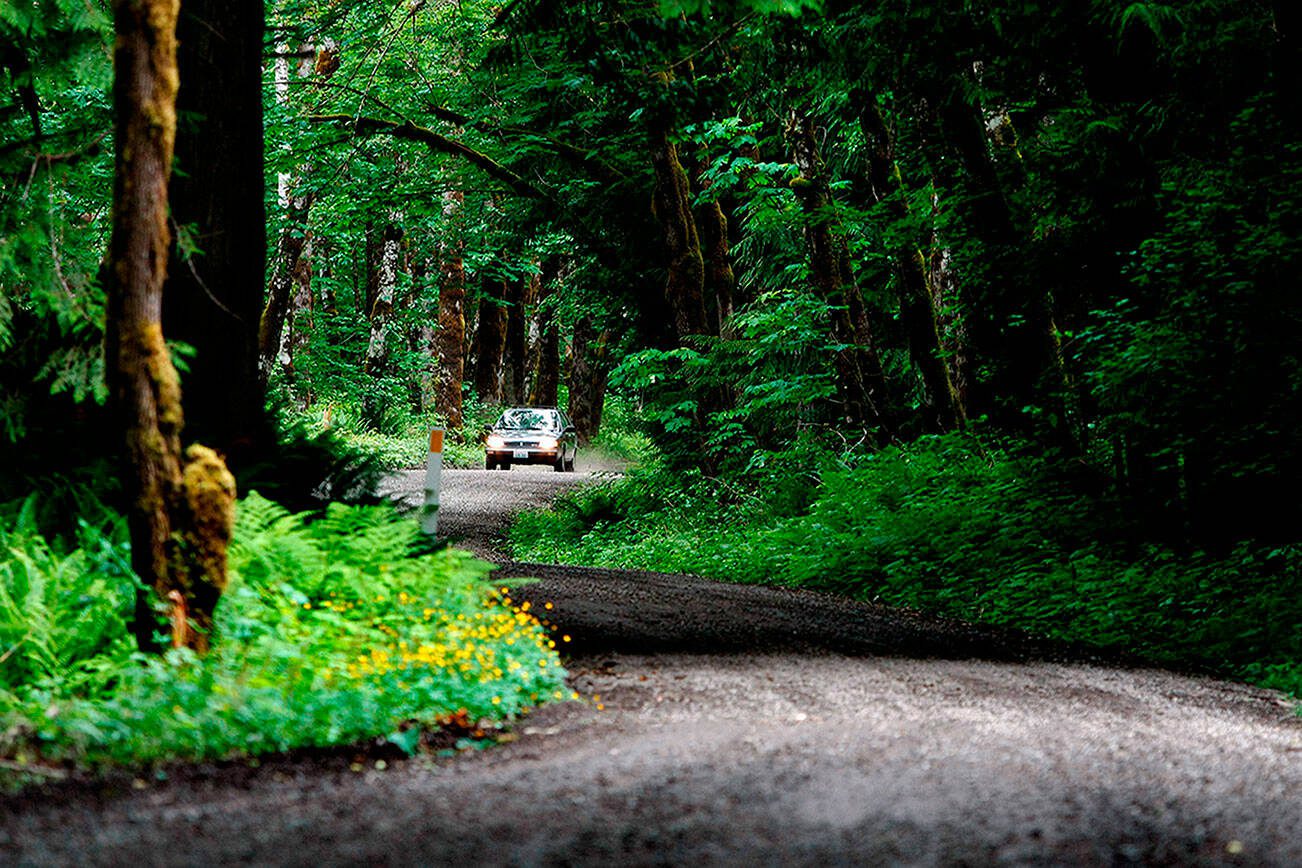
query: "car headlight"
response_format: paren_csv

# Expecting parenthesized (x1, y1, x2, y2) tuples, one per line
(538, 437, 558, 449)
(486, 435, 506, 449)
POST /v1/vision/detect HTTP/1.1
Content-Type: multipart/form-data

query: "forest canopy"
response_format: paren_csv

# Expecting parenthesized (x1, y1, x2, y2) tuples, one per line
(4, 0, 1298, 538)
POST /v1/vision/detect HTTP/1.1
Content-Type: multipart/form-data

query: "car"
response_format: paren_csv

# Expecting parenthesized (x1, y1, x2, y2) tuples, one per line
(484, 406, 578, 472)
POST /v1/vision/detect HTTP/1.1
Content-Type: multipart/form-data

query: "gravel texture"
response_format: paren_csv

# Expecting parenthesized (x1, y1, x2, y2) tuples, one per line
(3, 464, 1300, 866)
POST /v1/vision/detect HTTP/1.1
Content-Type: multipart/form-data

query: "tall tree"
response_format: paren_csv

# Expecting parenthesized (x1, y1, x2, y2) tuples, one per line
(568, 316, 609, 443)
(363, 220, 403, 376)
(502, 270, 537, 405)
(472, 277, 508, 405)
(259, 40, 318, 387)
(785, 108, 891, 432)
(106, 0, 236, 654)
(433, 191, 466, 427)
(163, 0, 268, 462)
(859, 100, 964, 431)
(531, 272, 560, 406)
(649, 116, 710, 341)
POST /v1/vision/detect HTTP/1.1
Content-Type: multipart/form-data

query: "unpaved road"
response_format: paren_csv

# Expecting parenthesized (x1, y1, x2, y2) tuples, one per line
(4, 465, 1301, 866)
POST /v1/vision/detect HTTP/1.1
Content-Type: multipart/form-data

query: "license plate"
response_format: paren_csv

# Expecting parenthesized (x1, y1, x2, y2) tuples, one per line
(513, 449, 529, 459)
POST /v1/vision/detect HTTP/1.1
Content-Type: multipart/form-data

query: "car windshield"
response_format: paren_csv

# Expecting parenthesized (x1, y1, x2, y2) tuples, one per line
(496, 409, 558, 431)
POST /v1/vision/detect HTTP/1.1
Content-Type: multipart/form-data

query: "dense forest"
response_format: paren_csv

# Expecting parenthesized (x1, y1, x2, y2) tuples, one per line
(0, 0, 1299, 768)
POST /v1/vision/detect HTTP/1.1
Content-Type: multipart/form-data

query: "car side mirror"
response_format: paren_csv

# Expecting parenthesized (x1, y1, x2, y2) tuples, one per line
(564, 426, 576, 434)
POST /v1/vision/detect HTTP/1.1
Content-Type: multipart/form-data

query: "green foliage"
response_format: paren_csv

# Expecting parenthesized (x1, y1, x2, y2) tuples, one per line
(1, 494, 567, 768)
(0, 497, 135, 695)
(610, 288, 843, 469)
(278, 394, 501, 472)
(0, 0, 113, 428)
(585, 394, 656, 465)
(512, 433, 1302, 697)
(1074, 98, 1302, 539)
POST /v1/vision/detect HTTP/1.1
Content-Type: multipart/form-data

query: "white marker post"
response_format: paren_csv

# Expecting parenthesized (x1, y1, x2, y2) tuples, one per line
(421, 428, 444, 538)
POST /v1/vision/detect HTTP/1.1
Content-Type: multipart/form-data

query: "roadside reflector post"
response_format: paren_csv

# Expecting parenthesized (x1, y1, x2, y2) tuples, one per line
(421, 428, 444, 538)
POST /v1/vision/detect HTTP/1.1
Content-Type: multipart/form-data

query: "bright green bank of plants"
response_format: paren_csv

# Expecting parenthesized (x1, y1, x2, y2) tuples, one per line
(287, 398, 496, 471)
(511, 433, 1302, 698)
(0, 494, 567, 773)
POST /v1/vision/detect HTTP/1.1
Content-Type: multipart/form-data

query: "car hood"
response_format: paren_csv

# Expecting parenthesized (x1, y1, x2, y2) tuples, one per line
(492, 428, 556, 439)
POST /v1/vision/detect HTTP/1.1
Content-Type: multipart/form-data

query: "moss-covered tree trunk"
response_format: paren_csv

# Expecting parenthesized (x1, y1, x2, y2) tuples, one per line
(259, 188, 313, 386)
(259, 42, 316, 389)
(860, 102, 964, 431)
(937, 92, 1064, 430)
(363, 220, 403, 376)
(433, 192, 466, 428)
(691, 156, 737, 336)
(522, 267, 543, 401)
(106, 0, 236, 655)
(785, 109, 891, 433)
(650, 126, 710, 341)
(697, 196, 736, 336)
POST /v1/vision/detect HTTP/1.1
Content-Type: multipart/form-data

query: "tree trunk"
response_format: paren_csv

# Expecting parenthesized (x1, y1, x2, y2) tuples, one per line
(502, 272, 537, 405)
(697, 197, 736, 336)
(860, 102, 964, 431)
(785, 109, 891, 432)
(163, 0, 268, 463)
(364, 220, 382, 323)
(473, 276, 508, 405)
(433, 193, 466, 428)
(259, 190, 313, 386)
(532, 277, 560, 407)
(692, 158, 737, 335)
(937, 92, 1064, 428)
(522, 267, 543, 400)
(649, 114, 710, 341)
(927, 242, 971, 416)
(408, 253, 434, 412)
(106, 0, 236, 655)
(568, 316, 609, 444)
(281, 232, 314, 403)
(363, 221, 402, 376)
(259, 41, 315, 389)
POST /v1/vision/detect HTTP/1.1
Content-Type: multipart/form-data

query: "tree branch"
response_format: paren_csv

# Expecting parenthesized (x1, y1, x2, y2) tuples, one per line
(420, 102, 629, 184)
(310, 114, 542, 198)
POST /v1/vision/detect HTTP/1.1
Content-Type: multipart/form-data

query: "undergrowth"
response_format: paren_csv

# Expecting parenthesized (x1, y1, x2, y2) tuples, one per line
(0, 494, 568, 771)
(511, 433, 1302, 697)
(284, 398, 498, 470)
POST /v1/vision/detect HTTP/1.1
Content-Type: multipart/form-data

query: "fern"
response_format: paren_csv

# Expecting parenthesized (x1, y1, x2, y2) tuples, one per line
(1112, 2, 1183, 45)
(0, 511, 135, 692)
(229, 492, 327, 591)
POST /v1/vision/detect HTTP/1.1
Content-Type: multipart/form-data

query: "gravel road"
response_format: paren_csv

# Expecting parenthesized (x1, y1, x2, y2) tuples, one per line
(4, 465, 1300, 866)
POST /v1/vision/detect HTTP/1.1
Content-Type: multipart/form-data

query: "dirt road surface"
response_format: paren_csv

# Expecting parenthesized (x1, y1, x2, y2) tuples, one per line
(4, 465, 1300, 866)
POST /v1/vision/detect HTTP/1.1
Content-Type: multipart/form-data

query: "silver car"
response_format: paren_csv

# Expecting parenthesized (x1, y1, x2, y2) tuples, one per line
(484, 407, 578, 472)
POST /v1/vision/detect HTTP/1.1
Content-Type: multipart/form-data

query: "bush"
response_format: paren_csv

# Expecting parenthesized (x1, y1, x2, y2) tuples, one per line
(1, 494, 568, 769)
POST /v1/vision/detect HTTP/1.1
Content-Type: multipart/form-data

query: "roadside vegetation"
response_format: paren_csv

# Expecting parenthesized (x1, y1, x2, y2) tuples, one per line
(512, 433, 1302, 698)
(1, 492, 566, 777)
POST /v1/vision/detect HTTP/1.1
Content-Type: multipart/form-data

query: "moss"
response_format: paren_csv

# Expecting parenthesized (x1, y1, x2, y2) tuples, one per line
(178, 444, 236, 594)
